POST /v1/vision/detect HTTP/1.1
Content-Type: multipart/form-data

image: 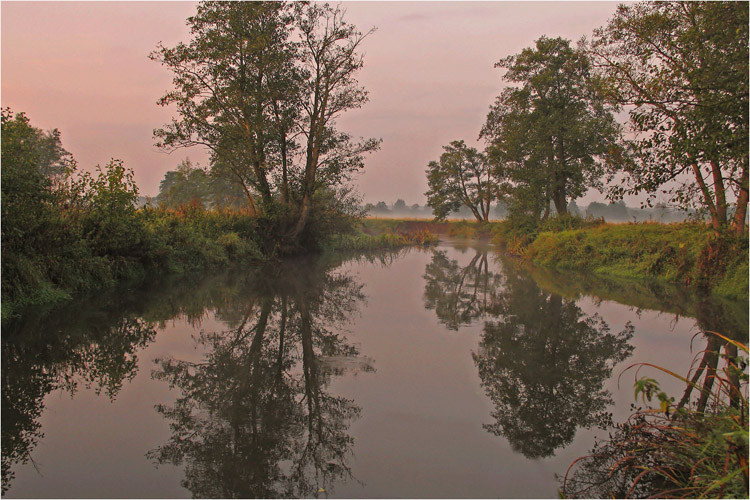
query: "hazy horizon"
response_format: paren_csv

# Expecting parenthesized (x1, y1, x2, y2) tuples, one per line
(2, 1, 623, 205)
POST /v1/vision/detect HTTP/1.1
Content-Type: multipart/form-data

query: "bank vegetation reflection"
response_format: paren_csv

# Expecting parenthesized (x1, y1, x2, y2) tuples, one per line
(2, 253, 379, 497)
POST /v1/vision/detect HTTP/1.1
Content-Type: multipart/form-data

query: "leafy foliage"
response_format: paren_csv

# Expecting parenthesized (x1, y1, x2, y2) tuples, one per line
(482, 37, 624, 220)
(1, 110, 269, 319)
(152, 1, 380, 247)
(590, 1, 749, 233)
(562, 333, 749, 498)
(425, 140, 498, 222)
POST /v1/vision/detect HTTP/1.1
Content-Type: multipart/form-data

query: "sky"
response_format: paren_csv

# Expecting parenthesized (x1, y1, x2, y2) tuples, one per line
(1, 1, 622, 204)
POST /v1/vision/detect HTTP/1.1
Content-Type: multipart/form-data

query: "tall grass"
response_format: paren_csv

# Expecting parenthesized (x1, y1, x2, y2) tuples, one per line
(321, 228, 438, 252)
(562, 332, 749, 498)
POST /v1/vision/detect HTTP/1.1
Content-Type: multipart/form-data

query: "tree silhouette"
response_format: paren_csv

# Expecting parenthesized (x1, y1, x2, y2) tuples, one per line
(1, 299, 156, 494)
(473, 270, 634, 458)
(421, 248, 634, 458)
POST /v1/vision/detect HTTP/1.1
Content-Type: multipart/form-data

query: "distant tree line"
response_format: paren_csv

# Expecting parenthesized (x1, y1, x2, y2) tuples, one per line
(360, 196, 704, 223)
(154, 158, 247, 210)
(425, 1, 748, 235)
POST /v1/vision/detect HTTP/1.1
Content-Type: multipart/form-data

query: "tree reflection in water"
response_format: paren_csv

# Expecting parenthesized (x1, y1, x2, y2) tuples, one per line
(148, 257, 370, 498)
(2, 297, 157, 494)
(423, 249, 504, 330)
(423, 248, 634, 458)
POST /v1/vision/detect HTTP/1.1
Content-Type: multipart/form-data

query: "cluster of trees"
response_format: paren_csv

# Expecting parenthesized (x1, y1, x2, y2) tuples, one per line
(1, 109, 147, 314)
(2, 1, 382, 314)
(154, 158, 247, 209)
(427, 1, 748, 236)
(152, 1, 379, 248)
(1, 109, 275, 317)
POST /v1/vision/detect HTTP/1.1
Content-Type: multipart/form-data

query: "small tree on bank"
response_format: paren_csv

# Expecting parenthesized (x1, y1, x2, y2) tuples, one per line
(425, 140, 498, 222)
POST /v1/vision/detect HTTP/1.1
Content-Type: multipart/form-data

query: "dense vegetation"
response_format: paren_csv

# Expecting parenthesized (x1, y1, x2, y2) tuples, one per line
(1, 108, 269, 318)
(2, 2, 402, 318)
(424, 2, 748, 248)
(527, 223, 747, 299)
(151, 2, 380, 251)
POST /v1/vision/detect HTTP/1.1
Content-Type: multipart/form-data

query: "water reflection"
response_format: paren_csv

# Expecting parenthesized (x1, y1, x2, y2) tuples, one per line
(561, 332, 748, 499)
(423, 248, 635, 458)
(522, 262, 748, 342)
(423, 249, 503, 330)
(2, 254, 374, 497)
(148, 257, 370, 498)
(2, 292, 157, 494)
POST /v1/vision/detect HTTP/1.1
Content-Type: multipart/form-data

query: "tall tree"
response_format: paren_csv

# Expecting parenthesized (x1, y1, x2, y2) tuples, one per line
(152, 2, 378, 246)
(589, 1, 749, 234)
(482, 37, 624, 220)
(289, 3, 380, 239)
(152, 2, 297, 215)
(425, 140, 497, 222)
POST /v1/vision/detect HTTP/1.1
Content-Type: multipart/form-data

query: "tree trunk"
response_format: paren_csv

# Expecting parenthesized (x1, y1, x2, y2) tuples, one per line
(696, 335, 720, 413)
(470, 205, 483, 223)
(732, 166, 748, 236)
(710, 160, 727, 225)
(541, 204, 550, 221)
(691, 162, 720, 230)
(235, 177, 258, 216)
(552, 188, 567, 216)
(252, 161, 274, 208)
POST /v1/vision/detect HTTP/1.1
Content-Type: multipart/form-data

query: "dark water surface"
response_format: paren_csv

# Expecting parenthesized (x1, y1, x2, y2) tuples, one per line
(2, 240, 747, 498)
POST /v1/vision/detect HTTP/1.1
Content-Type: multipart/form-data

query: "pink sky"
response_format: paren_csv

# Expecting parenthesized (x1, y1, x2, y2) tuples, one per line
(2, 1, 620, 204)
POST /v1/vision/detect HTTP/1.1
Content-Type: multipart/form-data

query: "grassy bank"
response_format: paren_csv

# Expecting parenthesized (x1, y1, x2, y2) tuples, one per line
(494, 220, 748, 301)
(356, 217, 748, 301)
(2, 205, 267, 321)
(527, 222, 749, 301)
(361, 217, 503, 240)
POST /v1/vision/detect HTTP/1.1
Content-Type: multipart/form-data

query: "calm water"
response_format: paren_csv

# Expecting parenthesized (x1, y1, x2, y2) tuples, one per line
(2, 240, 747, 498)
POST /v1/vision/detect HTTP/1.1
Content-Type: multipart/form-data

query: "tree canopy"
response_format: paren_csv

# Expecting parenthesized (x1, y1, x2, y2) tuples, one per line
(152, 1, 379, 247)
(589, 1, 749, 233)
(481, 37, 624, 221)
(425, 140, 498, 222)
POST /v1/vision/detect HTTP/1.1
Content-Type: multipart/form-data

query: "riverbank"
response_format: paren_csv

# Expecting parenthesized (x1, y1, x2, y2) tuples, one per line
(361, 217, 503, 240)
(517, 222, 748, 302)
(360, 217, 748, 302)
(2, 209, 438, 322)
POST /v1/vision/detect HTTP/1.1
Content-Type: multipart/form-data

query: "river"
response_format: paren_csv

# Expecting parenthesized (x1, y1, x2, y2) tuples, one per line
(2, 239, 746, 498)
